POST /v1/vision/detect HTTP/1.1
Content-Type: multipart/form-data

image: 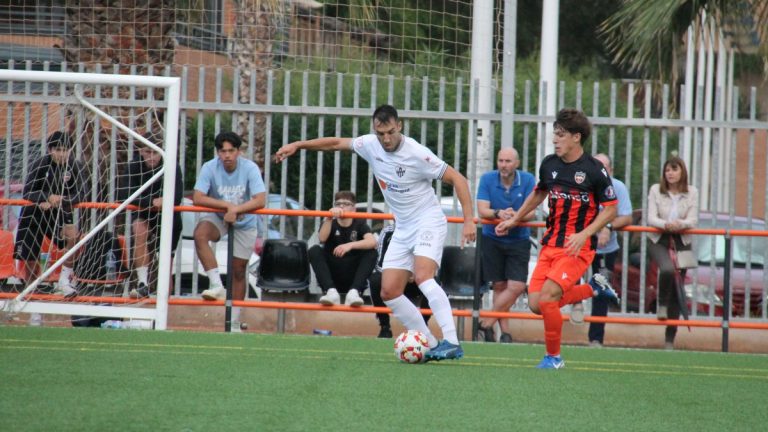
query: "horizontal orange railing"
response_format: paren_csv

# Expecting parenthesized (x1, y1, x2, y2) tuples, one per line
(3, 198, 768, 238)
(2, 199, 767, 341)
(2, 292, 766, 331)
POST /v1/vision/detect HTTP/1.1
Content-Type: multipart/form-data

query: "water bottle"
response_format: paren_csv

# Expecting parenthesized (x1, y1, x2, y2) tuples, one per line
(39, 252, 49, 271)
(29, 313, 43, 327)
(105, 250, 117, 280)
(100, 319, 124, 329)
(126, 319, 153, 330)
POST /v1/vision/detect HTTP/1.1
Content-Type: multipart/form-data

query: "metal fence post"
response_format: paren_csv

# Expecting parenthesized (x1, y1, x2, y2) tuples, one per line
(721, 231, 732, 352)
(225, 224, 234, 333)
(472, 226, 483, 342)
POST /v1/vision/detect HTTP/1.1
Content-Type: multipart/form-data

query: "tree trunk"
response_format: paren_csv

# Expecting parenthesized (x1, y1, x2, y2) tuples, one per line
(231, 0, 281, 170)
(55, 0, 177, 201)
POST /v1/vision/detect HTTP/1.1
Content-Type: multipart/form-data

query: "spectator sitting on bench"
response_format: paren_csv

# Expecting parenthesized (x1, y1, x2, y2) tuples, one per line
(308, 191, 377, 306)
(369, 223, 431, 338)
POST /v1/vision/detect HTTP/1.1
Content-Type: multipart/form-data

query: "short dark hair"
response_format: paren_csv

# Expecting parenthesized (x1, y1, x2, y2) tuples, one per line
(214, 131, 242, 150)
(554, 108, 591, 143)
(136, 131, 162, 149)
(46, 131, 73, 149)
(372, 104, 399, 125)
(334, 190, 356, 203)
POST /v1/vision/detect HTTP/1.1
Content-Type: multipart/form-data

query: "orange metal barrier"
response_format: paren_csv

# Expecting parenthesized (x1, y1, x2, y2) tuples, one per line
(3, 197, 768, 238)
(2, 292, 766, 331)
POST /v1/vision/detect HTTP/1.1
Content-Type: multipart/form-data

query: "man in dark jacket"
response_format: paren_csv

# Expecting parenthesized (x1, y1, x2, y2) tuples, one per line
(122, 132, 183, 298)
(14, 131, 89, 297)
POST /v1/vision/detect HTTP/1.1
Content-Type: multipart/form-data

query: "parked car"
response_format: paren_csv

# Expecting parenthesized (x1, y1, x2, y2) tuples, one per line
(613, 210, 764, 317)
(174, 198, 258, 296)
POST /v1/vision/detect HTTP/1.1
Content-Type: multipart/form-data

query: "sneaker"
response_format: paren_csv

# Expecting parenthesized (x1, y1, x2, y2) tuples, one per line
(664, 341, 674, 351)
(425, 340, 464, 362)
(569, 302, 585, 324)
(53, 283, 77, 298)
(589, 340, 603, 348)
(536, 354, 565, 369)
(201, 285, 226, 301)
(499, 333, 513, 344)
(129, 283, 150, 299)
(377, 326, 393, 338)
(344, 288, 364, 307)
(590, 273, 619, 305)
(319, 288, 340, 306)
(477, 324, 495, 342)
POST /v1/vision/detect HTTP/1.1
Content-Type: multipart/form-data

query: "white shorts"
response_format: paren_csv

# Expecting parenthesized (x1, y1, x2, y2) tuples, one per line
(382, 216, 447, 272)
(198, 214, 258, 260)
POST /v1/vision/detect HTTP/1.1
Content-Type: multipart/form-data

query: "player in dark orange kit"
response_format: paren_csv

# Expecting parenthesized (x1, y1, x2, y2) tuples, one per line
(495, 108, 619, 369)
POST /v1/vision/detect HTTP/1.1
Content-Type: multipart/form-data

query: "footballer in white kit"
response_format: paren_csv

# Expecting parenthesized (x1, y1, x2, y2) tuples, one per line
(351, 133, 448, 272)
(276, 104, 475, 361)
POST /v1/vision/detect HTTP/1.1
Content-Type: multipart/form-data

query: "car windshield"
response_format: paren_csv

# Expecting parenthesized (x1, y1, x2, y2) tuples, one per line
(696, 218, 766, 267)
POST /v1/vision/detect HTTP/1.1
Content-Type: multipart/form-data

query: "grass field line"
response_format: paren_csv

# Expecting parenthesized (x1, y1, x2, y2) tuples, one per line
(0, 337, 381, 356)
(4, 344, 766, 380)
(3, 338, 767, 380)
(461, 353, 768, 374)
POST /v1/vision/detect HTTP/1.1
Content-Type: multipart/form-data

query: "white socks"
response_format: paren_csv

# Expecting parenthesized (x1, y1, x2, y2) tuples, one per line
(58, 266, 73, 285)
(136, 266, 149, 285)
(206, 268, 223, 288)
(384, 295, 438, 347)
(419, 278, 459, 345)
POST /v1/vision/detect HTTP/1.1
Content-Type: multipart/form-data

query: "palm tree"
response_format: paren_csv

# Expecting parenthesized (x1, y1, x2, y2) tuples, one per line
(229, 0, 283, 169)
(600, 0, 768, 103)
(228, 0, 376, 168)
(55, 0, 176, 202)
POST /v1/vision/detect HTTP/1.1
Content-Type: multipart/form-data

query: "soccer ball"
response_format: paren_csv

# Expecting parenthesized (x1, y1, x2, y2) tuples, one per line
(393, 330, 431, 364)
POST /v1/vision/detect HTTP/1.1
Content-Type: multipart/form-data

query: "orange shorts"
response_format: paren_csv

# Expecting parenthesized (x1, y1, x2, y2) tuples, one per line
(528, 246, 595, 294)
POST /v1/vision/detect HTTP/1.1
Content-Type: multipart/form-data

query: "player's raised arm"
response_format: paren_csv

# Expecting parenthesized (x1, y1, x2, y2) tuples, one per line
(441, 166, 476, 246)
(274, 137, 353, 163)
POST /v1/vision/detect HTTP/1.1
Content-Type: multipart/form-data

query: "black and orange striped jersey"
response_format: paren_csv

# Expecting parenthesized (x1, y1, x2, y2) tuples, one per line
(536, 153, 618, 250)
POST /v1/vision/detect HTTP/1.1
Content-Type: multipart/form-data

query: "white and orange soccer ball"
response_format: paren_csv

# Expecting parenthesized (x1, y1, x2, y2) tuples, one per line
(393, 330, 430, 363)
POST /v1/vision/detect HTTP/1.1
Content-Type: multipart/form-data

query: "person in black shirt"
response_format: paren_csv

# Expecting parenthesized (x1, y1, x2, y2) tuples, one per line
(308, 191, 377, 306)
(121, 132, 183, 298)
(14, 131, 89, 297)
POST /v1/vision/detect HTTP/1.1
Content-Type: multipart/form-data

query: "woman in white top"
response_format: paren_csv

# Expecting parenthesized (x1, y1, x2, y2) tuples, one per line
(647, 156, 699, 348)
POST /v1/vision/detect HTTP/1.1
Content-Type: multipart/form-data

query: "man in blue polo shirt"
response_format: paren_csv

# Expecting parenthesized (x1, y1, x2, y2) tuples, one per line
(476, 148, 536, 343)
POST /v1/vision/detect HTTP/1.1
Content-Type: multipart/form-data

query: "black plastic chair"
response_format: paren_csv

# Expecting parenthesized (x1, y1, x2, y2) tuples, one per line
(258, 239, 311, 301)
(439, 246, 481, 340)
(439, 246, 478, 298)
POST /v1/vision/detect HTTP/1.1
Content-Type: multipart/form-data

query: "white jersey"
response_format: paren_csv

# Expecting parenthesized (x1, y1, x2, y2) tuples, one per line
(350, 134, 447, 223)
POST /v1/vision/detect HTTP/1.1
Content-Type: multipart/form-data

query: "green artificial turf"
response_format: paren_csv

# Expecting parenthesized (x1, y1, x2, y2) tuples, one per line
(1, 326, 766, 431)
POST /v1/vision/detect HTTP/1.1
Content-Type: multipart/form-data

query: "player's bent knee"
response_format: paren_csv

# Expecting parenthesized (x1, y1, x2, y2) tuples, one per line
(380, 286, 404, 301)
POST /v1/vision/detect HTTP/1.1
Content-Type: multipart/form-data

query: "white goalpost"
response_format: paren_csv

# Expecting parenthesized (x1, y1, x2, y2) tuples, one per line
(0, 69, 180, 330)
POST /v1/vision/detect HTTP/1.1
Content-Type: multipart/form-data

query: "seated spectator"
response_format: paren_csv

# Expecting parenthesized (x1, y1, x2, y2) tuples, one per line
(308, 191, 377, 306)
(14, 131, 89, 297)
(193, 131, 266, 331)
(369, 223, 430, 338)
(121, 132, 183, 298)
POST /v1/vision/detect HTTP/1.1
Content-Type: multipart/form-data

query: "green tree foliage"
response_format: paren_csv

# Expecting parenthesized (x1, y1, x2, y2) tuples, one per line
(515, 0, 621, 76)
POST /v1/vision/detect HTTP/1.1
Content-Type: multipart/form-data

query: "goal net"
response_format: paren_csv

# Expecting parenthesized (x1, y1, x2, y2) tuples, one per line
(0, 69, 180, 330)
